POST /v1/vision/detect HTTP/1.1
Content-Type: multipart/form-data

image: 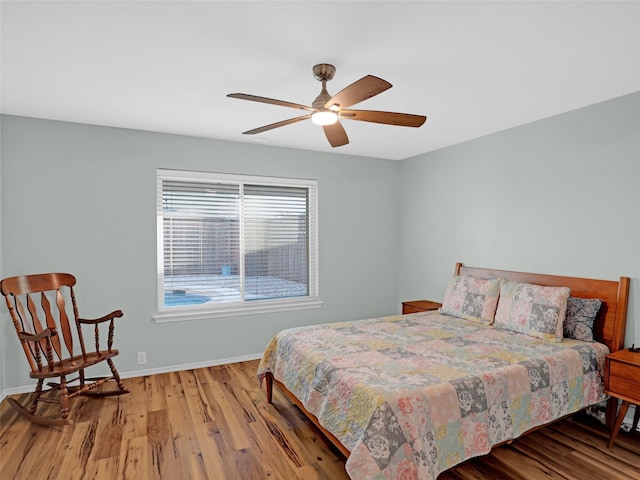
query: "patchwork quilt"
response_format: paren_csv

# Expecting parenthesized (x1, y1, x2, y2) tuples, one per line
(257, 312, 609, 480)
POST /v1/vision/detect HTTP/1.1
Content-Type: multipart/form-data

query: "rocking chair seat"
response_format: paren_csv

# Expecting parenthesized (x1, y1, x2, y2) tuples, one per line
(29, 350, 120, 379)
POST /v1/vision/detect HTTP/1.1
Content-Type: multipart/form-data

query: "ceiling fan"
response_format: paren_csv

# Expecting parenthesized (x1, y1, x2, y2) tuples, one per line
(227, 63, 427, 147)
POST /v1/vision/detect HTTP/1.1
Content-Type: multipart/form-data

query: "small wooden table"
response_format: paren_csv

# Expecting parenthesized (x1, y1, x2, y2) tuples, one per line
(604, 348, 640, 447)
(402, 300, 442, 314)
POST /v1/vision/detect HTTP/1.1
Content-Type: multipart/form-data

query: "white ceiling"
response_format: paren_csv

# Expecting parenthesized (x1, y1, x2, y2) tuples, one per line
(1, 1, 639, 161)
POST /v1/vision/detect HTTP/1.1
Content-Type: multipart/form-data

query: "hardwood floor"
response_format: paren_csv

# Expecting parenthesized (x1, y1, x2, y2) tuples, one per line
(1, 360, 638, 479)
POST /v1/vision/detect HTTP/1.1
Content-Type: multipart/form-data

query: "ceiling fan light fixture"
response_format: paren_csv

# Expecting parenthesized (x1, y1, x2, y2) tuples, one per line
(311, 110, 338, 126)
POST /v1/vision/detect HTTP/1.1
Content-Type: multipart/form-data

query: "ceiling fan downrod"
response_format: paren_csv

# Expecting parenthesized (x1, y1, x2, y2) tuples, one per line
(311, 64, 338, 124)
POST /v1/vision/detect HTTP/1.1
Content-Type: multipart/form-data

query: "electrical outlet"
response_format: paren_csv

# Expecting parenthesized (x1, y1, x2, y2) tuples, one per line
(137, 351, 147, 365)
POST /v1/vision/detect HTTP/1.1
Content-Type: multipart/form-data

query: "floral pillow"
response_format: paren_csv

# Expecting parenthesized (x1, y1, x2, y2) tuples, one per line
(494, 280, 570, 342)
(563, 297, 602, 342)
(439, 275, 500, 324)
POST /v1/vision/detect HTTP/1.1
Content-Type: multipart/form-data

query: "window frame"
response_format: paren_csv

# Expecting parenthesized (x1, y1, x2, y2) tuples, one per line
(154, 169, 321, 323)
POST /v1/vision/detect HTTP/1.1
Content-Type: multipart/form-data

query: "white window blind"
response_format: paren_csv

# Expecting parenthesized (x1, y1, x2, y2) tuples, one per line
(155, 170, 320, 321)
(243, 184, 310, 301)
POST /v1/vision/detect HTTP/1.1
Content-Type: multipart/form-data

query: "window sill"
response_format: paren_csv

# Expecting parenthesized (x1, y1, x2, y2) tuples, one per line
(153, 297, 323, 323)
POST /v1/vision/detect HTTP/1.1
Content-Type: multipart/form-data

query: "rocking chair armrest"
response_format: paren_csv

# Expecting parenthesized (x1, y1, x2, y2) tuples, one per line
(18, 327, 57, 342)
(78, 310, 124, 325)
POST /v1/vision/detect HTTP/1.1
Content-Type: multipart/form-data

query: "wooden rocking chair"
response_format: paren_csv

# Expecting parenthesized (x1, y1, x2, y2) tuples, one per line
(1, 273, 129, 426)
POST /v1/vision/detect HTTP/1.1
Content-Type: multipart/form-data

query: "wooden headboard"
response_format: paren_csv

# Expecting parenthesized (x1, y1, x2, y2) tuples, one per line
(455, 263, 630, 353)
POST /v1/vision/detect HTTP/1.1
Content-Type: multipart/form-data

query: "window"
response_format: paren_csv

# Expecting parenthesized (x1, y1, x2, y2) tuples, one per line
(154, 169, 320, 322)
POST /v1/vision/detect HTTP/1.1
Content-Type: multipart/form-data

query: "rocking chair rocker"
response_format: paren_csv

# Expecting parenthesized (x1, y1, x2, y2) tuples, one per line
(1, 273, 129, 426)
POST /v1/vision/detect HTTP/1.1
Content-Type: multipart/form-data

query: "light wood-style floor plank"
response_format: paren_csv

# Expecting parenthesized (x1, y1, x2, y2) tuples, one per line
(1, 359, 638, 479)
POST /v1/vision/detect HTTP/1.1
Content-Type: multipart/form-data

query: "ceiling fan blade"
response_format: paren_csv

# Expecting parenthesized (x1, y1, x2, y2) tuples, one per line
(324, 75, 392, 110)
(339, 109, 426, 127)
(242, 114, 312, 135)
(323, 121, 349, 147)
(228, 93, 314, 112)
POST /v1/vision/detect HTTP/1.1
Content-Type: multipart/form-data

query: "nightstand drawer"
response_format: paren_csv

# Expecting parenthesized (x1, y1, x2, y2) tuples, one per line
(607, 376, 640, 401)
(403, 304, 428, 314)
(609, 361, 640, 381)
(402, 300, 442, 314)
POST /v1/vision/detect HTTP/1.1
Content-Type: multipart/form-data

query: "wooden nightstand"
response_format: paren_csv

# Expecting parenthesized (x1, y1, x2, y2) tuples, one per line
(604, 348, 640, 447)
(402, 300, 442, 314)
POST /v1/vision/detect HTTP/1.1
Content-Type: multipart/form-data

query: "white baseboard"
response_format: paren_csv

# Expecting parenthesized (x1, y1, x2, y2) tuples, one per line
(119, 352, 263, 379)
(0, 353, 263, 402)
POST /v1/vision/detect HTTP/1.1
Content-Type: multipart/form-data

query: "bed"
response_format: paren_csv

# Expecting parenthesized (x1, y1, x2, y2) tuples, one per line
(257, 263, 630, 479)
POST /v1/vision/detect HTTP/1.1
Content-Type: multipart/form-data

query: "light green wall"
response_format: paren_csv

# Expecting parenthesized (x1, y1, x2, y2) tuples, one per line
(0, 116, 401, 390)
(398, 92, 640, 347)
(2, 92, 639, 393)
